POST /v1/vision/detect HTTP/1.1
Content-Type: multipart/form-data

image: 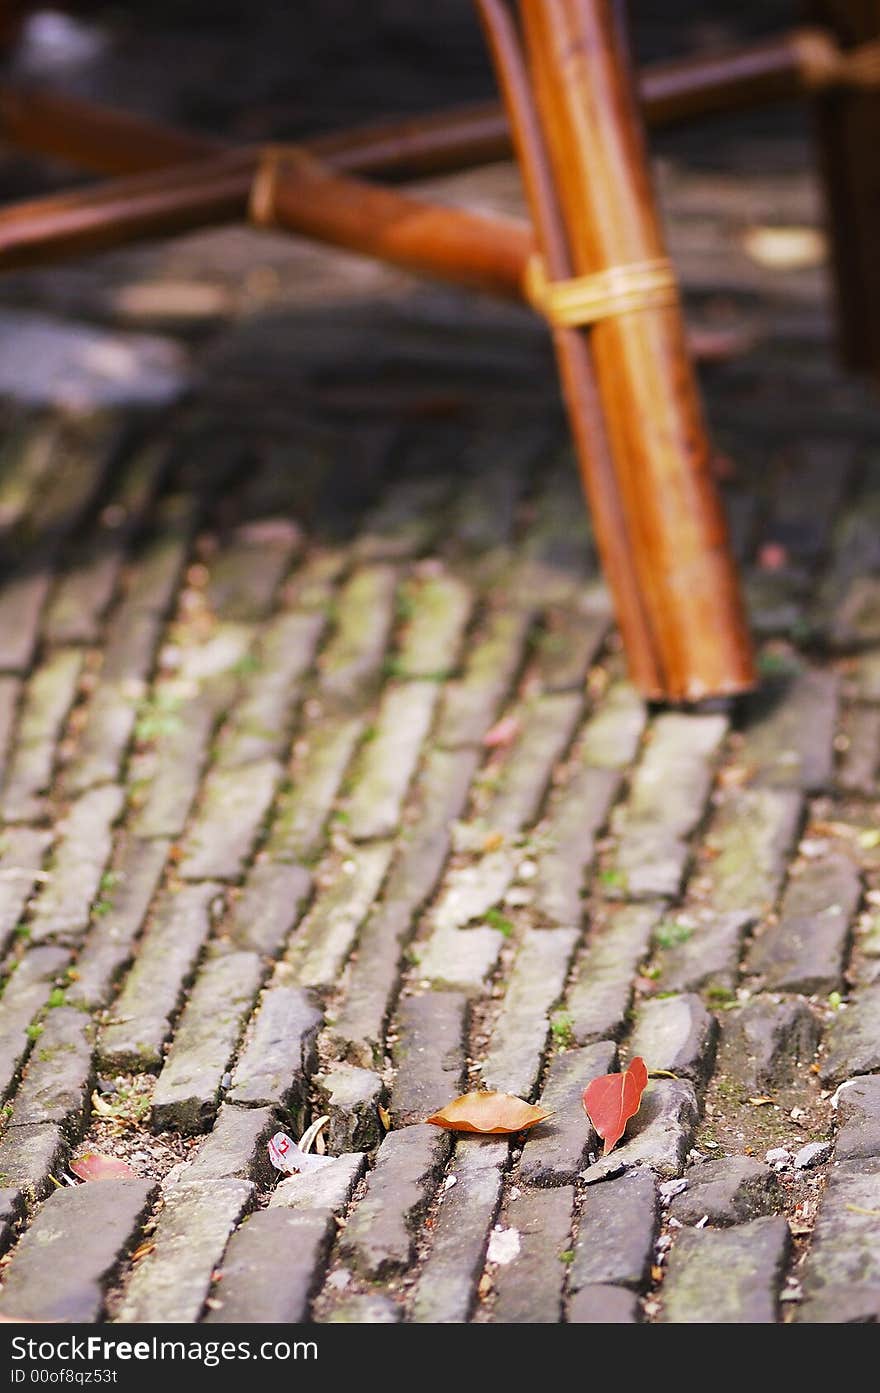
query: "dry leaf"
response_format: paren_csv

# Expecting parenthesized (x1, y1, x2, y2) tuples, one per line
(749, 1096, 776, 1107)
(582, 1057, 649, 1155)
(425, 1091, 551, 1135)
(378, 1104, 391, 1131)
(70, 1152, 136, 1182)
(482, 715, 521, 749)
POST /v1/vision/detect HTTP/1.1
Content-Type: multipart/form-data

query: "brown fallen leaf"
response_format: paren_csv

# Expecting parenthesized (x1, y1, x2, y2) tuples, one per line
(748, 1096, 776, 1107)
(425, 1091, 551, 1134)
(70, 1151, 137, 1181)
(378, 1104, 391, 1131)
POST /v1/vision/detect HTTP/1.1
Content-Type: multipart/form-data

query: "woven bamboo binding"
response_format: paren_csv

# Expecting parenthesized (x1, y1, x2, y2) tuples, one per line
(525, 253, 679, 328)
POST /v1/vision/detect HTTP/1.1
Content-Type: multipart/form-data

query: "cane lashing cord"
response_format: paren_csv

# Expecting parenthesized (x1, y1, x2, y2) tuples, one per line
(524, 254, 679, 328)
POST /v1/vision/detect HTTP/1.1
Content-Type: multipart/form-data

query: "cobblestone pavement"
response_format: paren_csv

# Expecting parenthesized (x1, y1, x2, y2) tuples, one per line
(0, 6, 880, 1328)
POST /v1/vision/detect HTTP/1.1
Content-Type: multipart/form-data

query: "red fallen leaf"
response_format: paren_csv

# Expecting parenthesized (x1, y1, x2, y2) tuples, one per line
(69, 1151, 136, 1182)
(482, 715, 521, 749)
(582, 1057, 649, 1155)
(758, 542, 788, 572)
(425, 1091, 551, 1134)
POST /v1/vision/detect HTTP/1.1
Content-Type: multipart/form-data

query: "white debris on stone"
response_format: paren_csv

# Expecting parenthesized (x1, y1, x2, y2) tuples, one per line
(486, 1227, 521, 1266)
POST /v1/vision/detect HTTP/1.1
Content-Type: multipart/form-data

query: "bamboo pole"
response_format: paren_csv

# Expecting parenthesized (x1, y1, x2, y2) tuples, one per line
(805, 1, 880, 374)
(0, 145, 534, 302)
(519, 0, 754, 700)
(476, 0, 663, 696)
(0, 28, 844, 181)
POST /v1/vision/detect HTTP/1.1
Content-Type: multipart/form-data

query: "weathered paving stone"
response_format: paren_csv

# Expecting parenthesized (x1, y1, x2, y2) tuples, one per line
(656, 911, 754, 995)
(435, 606, 533, 748)
(856, 648, 880, 703)
(519, 1042, 617, 1187)
(225, 859, 312, 957)
(338, 1127, 449, 1279)
(432, 847, 519, 933)
(834, 1075, 880, 1160)
(481, 929, 580, 1099)
(182, 1105, 278, 1185)
(1, 648, 83, 820)
(797, 1162, 880, 1321)
(345, 682, 438, 840)
(65, 837, 169, 1009)
(42, 440, 167, 645)
(628, 994, 718, 1086)
(837, 705, 880, 793)
(63, 608, 163, 792)
(265, 716, 363, 862)
(10, 1007, 93, 1133)
(568, 1284, 641, 1323)
(698, 787, 804, 916)
(567, 904, 664, 1045)
(0, 1178, 156, 1322)
(390, 992, 468, 1126)
(417, 922, 505, 997)
(123, 494, 196, 617)
(0, 827, 52, 959)
(328, 747, 478, 1064)
(571, 1170, 658, 1290)
(0, 568, 53, 675)
(203, 1208, 331, 1324)
(511, 461, 592, 604)
(98, 882, 219, 1071)
(285, 842, 393, 995)
(581, 1080, 699, 1182)
(746, 851, 861, 994)
(116, 1179, 254, 1324)
(483, 692, 583, 836)
(491, 1185, 575, 1323)
(577, 680, 647, 769)
(353, 473, 448, 563)
(229, 984, 321, 1112)
(720, 998, 820, 1094)
(322, 1294, 402, 1323)
(820, 983, 880, 1084)
(178, 758, 281, 881)
(214, 608, 326, 767)
(660, 1216, 790, 1323)
(532, 766, 621, 926)
(151, 950, 263, 1133)
(741, 665, 838, 792)
(668, 1156, 779, 1226)
(205, 519, 300, 621)
(0, 676, 20, 781)
(0, 1124, 67, 1207)
(131, 692, 217, 839)
(318, 564, 398, 708)
(270, 1152, 366, 1213)
(314, 1064, 385, 1152)
(0, 1188, 22, 1257)
(410, 1137, 507, 1323)
(0, 946, 71, 1101)
(394, 571, 473, 679)
(611, 713, 728, 899)
(28, 785, 123, 944)
(534, 599, 611, 694)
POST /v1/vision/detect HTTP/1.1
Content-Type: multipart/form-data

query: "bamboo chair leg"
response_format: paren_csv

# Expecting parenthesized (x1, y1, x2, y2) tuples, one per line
(513, 0, 754, 702)
(806, 1, 880, 376)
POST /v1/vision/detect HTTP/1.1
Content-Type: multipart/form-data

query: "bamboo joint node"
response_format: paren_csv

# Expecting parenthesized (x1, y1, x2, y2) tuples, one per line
(249, 144, 316, 226)
(525, 254, 679, 328)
